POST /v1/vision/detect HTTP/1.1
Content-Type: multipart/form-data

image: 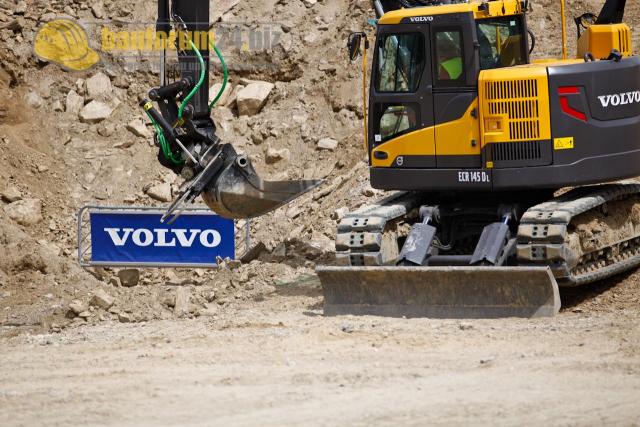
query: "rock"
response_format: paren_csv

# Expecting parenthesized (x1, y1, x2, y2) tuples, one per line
(317, 138, 338, 151)
(236, 82, 274, 116)
(24, 91, 43, 109)
(265, 147, 290, 164)
(118, 269, 140, 287)
(85, 72, 112, 99)
(459, 322, 474, 331)
(303, 0, 318, 8)
(68, 300, 87, 316)
(340, 322, 354, 333)
(209, 82, 232, 106)
(118, 312, 133, 323)
(210, 0, 240, 22)
(91, 2, 105, 18)
(1, 186, 22, 203)
(174, 287, 191, 318)
(52, 100, 64, 112)
(146, 182, 172, 202)
(90, 289, 115, 310)
(331, 207, 349, 220)
(3, 18, 24, 32)
(113, 140, 135, 149)
(4, 198, 42, 225)
(225, 85, 244, 109)
(126, 118, 151, 138)
(292, 114, 308, 124)
(303, 32, 318, 44)
(65, 90, 84, 116)
(97, 122, 116, 137)
(14, 1, 27, 14)
(240, 241, 267, 263)
(79, 101, 113, 123)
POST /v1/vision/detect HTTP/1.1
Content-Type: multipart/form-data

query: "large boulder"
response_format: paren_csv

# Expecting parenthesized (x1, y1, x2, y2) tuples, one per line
(236, 82, 274, 116)
(79, 101, 113, 123)
(4, 198, 42, 226)
(85, 72, 112, 99)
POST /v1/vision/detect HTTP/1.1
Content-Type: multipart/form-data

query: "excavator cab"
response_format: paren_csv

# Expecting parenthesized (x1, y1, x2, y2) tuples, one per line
(368, 5, 529, 172)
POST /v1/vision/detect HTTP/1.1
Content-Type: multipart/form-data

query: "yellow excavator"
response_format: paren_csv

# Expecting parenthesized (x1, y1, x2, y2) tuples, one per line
(145, 0, 638, 318)
(316, 0, 640, 317)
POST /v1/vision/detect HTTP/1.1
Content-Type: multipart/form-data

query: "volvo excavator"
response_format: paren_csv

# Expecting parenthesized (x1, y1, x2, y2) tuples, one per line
(316, 0, 640, 318)
(145, 0, 640, 318)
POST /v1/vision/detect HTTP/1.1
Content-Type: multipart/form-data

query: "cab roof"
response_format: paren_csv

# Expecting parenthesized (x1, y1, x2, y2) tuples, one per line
(378, 0, 524, 24)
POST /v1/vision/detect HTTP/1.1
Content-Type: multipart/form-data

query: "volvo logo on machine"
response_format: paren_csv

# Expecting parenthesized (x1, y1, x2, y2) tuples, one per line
(598, 91, 640, 108)
(408, 16, 434, 23)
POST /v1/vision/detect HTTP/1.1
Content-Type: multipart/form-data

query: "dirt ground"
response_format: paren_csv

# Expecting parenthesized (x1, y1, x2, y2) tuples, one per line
(1, 274, 640, 427)
(1, 0, 640, 425)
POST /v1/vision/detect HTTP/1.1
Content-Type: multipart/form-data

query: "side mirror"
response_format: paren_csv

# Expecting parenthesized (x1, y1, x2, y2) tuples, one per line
(347, 33, 363, 61)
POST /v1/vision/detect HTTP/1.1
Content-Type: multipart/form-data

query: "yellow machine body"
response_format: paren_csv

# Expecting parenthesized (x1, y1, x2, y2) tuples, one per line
(577, 23, 633, 59)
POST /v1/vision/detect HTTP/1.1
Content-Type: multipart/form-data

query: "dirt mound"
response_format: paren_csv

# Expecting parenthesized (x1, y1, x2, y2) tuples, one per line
(0, 0, 640, 334)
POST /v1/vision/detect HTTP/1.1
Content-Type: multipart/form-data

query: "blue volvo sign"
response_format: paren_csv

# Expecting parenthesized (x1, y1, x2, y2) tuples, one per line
(87, 209, 235, 267)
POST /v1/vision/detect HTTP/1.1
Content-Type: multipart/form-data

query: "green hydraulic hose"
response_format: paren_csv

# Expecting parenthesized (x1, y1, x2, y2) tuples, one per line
(145, 111, 184, 165)
(208, 41, 229, 110)
(178, 39, 206, 121)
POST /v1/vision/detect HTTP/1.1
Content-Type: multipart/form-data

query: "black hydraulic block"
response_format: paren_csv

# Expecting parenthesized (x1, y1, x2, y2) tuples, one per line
(173, 0, 210, 119)
(149, 78, 192, 101)
(470, 223, 510, 266)
(397, 223, 437, 266)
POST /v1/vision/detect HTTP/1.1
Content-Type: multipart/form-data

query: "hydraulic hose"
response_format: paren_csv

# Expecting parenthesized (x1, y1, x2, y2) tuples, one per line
(208, 41, 229, 109)
(177, 39, 206, 120)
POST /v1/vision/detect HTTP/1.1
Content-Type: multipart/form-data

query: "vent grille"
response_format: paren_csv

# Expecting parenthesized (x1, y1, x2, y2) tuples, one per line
(491, 140, 543, 162)
(618, 27, 631, 54)
(485, 79, 541, 141)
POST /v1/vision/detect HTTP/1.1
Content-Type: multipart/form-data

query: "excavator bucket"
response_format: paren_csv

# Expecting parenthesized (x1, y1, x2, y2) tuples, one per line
(202, 152, 322, 219)
(317, 266, 561, 318)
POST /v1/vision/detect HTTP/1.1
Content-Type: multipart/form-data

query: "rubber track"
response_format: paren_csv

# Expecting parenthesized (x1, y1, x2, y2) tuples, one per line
(335, 192, 423, 266)
(517, 182, 640, 286)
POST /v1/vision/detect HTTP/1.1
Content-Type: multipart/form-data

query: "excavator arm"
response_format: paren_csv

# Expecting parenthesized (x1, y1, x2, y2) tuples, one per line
(142, 0, 320, 222)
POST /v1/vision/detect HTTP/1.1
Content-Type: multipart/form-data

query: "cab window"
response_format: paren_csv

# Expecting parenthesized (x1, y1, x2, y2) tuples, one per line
(435, 30, 464, 83)
(476, 17, 526, 70)
(376, 33, 425, 93)
(375, 103, 420, 143)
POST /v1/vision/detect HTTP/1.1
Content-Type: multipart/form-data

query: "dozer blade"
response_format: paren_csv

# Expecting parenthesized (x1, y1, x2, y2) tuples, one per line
(202, 152, 322, 219)
(317, 266, 561, 319)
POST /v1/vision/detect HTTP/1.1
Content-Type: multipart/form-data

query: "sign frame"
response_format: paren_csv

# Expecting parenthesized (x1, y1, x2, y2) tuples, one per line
(77, 205, 250, 268)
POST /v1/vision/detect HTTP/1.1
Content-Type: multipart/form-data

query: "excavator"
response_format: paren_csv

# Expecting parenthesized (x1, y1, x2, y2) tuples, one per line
(144, 0, 640, 318)
(317, 0, 640, 318)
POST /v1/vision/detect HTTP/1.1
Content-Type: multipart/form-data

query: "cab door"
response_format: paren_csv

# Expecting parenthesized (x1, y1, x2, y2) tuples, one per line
(432, 15, 482, 168)
(369, 23, 435, 169)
